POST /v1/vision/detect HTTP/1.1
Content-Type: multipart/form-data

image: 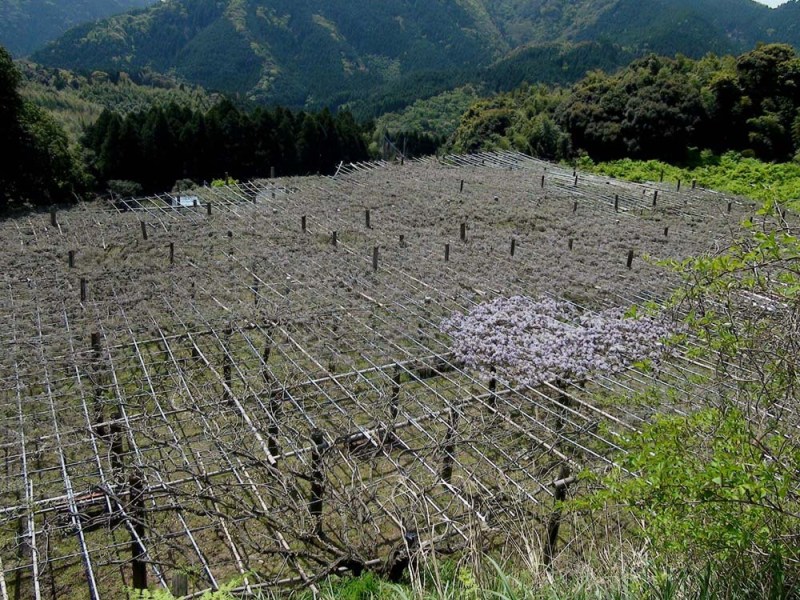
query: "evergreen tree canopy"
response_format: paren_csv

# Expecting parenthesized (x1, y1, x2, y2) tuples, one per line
(81, 101, 369, 193)
(0, 45, 87, 212)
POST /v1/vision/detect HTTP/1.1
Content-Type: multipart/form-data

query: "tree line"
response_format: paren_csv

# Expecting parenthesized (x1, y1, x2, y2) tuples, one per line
(451, 43, 800, 165)
(0, 42, 374, 210)
(0, 46, 88, 212)
(9, 41, 800, 210)
(82, 100, 369, 194)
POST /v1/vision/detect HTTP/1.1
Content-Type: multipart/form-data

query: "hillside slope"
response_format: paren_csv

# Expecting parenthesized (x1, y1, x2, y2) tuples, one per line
(30, 0, 800, 110)
(0, 0, 158, 57)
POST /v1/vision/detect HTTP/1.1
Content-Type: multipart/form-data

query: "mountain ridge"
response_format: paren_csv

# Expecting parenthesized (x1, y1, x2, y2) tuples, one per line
(29, 0, 800, 111)
(0, 0, 159, 57)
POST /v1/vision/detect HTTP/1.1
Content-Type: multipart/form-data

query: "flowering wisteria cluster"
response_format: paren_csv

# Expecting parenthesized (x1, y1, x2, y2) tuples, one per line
(440, 296, 676, 387)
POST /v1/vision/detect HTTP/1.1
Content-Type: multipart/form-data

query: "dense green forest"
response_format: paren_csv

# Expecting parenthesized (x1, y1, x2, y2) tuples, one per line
(30, 0, 800, 116)
(82, 100, 368, 194)
(0, 47, 87, 212)
(452, 43, 800, 165)
(0, 44, 369, 210)
(18, 62, 218, 143)
(0, 0, 156, 57)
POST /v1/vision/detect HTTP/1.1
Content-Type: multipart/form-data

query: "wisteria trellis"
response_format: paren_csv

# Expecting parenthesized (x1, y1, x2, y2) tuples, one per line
(441, 295, 677, 387)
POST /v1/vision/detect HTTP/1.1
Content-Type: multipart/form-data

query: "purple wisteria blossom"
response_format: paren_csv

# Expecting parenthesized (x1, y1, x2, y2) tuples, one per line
(441, 296, 676, 386)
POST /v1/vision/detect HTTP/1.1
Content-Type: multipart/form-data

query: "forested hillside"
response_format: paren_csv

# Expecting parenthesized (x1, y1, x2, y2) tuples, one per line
(82, 100, 368, 194)
(1, 42, 367, 210)
(30, 0, 800, 115)
(33, 0, 506, 110)
(18, 61, 218, 143)
(0, 47, 87, 211)
(0, 0, 157, 57)
(451, 43, 800, 164)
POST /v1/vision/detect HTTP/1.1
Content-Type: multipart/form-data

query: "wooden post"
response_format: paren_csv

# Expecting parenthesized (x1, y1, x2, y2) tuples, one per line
(573, 175, 578, 187)
(460, 223, 466, 242)
(169, 242, 174, 265)
(541, 175, 545, 188)
(109, 400, 125, 476)
(223, 330, 232, 405)
(510, 238, 516, 257)
(206, 202, 212, 216)
(332, 231, 338, 248)
(399, 234, 405, 247)
(692, 179, 697, 190)
(68, 250, 75, 268)
(444, 243, 450, 262)
(80, 278, 87, 302)
(50, 207, 57, 228)
(129, 470, 147, 590)
(727, 201, 733, 214)
(568, 238, 574, 251)
(262, 336, 281, 460)
(91, 332, 106, 439)
(372, 246, 379, 272)
(268, 390, 281, 460)
(543, 464, 571, 568)
(488, 365, 497, 409)
(310, 430, 325, 536)
(365, 209, 371, 229)
(460, 180, 464, 193)
(91, 332, 101, 355)
(659, 169, 664, 182)
(614, 194, 619, 212)
(301, 215, 307, 232)
(626, 249, 634, 269)
(270, 166, 276, 179)
(652, 191, 658, 207)
(676, 179, 681, 192)
(390, 366, 401, 422)
(664, 226, 669, 238)
(440, 409, 458, 484)
(572, 200, 578, 213)
(172, 573, 188, 598)
(140, 221, 148, 240)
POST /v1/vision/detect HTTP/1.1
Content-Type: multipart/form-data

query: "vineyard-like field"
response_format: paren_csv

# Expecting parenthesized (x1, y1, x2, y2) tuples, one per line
(0, 152, 763, 598)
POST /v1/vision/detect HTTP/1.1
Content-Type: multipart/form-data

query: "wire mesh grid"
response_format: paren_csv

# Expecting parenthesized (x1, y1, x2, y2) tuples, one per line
(0, 152, 766, 598)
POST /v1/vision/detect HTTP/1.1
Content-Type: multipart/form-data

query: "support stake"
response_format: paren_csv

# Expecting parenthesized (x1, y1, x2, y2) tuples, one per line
(129, 471, 148, 590)
(310, 430, 325, 536)
(440, 410, 458, 484)
(543, 464, 571, 568)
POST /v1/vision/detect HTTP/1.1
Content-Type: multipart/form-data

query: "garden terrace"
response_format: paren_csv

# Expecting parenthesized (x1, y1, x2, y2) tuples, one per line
(0, 152, 775, 598)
